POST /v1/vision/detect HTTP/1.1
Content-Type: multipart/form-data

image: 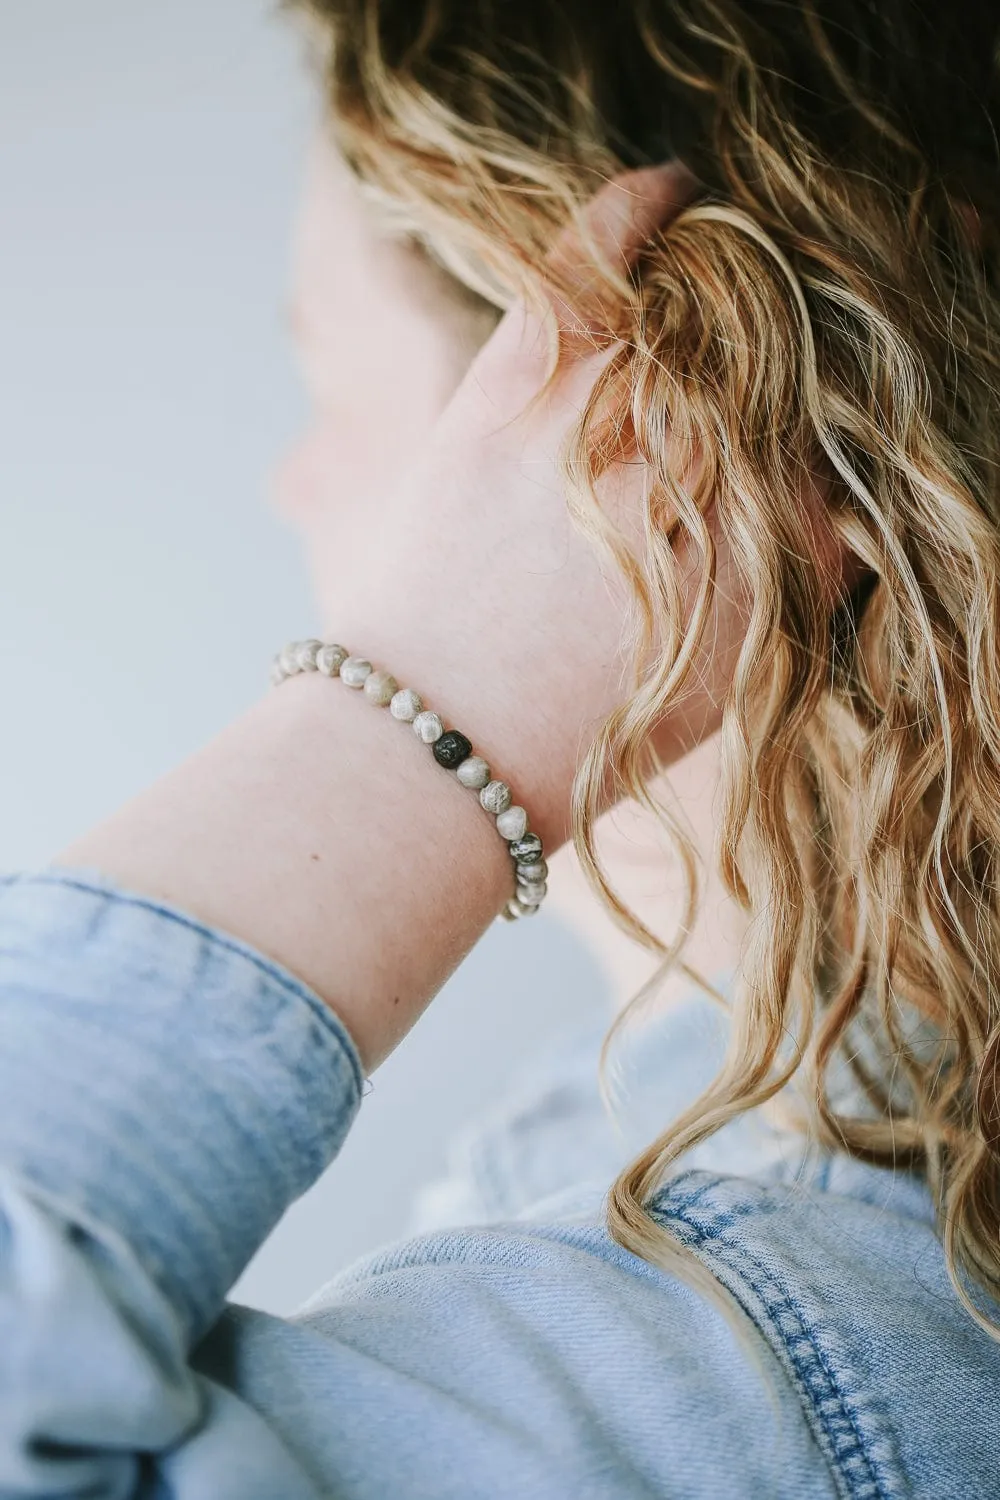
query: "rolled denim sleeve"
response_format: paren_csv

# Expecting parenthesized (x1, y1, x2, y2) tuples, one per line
(0, 870, 363, 1497)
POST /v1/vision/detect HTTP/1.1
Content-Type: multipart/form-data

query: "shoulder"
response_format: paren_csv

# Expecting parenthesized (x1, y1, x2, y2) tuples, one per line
(649, 1163, 1000, 1500)
(215, 1208, 834, 1500)
(247, 1162, 998, 1500)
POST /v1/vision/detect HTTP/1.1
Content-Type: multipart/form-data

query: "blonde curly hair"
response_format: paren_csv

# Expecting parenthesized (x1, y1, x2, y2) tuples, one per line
(290, 0, 1000, 1336)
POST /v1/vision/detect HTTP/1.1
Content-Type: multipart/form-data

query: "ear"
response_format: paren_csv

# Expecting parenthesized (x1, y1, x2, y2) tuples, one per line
(541, 163, 701, 349)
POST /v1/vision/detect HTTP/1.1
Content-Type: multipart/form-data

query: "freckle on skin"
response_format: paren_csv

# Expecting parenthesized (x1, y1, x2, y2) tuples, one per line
(310, 853, 320, 862)
(393, 995, 400, 1005)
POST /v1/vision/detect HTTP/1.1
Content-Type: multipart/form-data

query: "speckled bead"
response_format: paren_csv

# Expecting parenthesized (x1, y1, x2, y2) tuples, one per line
(316, 643, 349, 677)
(278, 642, 303, 676)
(295, 639, 324, 671)
(390, 688, 423, 722)
(515, 879, 547, 905)
(364, 669, 398, 706)
(456, 756, 490, 790)
(433, 731, 473, 769)
(270, 655, 286, 686)
(516, 858, 548, 883)
(480, 780, 512, 815)
(496, 805, 528, 841)
(510, 833, 543, 864)
(340, 656, 373, 688)
(503, 898, 539, 919)
(413, 710, 444, 744)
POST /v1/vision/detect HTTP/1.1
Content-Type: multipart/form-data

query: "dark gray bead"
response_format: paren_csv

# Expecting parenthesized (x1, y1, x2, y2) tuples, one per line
(510, 834, 543, 864)
(433, 730, 473, 769)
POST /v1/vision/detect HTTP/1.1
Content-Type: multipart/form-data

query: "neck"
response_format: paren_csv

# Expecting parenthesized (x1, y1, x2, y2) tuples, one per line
(546, 735, 747, 1014)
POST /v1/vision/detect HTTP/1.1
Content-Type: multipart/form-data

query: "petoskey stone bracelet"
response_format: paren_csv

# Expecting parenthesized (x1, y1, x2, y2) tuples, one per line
(270, 639, 548, 922)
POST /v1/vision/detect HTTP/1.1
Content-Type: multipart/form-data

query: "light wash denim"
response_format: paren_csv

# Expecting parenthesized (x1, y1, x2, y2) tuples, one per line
(0, 871, 998, 1499)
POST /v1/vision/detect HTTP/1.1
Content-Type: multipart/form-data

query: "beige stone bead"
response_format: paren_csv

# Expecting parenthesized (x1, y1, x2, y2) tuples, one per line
(364, 669, 399, 706)
(295, 639, 324, 671)
(390, 688, 423, 722)
(480, 780, 512, 815)
(515, 879, 546, 905)
(340, 656, 374, 688)
(413, 710, 444, 744)
(457, 756, 491, 790)
(278, 643, 303, 676)
(316, 643, 349, 677)
(496, 805, 528, 841)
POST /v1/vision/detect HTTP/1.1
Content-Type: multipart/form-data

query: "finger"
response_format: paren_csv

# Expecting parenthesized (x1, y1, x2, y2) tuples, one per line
(542, 162, 701, 346)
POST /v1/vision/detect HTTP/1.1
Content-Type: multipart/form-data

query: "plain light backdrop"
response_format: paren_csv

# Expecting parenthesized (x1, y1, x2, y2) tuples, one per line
(0, 0, 608, 1313)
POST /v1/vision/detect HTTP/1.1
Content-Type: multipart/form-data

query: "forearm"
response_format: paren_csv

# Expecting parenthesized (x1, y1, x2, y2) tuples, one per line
(53, 167, 715, 1076)
(57, 668, 525, 1071)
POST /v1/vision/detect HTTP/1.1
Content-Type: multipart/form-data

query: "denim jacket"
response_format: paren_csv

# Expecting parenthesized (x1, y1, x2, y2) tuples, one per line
(1, 870, 997, 1499)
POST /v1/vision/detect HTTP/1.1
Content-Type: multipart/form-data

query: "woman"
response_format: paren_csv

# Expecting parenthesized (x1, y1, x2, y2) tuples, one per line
(2, 2, 999, 1496)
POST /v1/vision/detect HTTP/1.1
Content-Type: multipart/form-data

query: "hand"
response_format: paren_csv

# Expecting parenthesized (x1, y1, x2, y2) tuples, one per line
(59, 166, 850, 1070)
(328, 165, 748, 850)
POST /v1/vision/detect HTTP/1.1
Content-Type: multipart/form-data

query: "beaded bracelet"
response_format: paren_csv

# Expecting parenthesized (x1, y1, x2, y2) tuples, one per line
(270, 639, 548, 922)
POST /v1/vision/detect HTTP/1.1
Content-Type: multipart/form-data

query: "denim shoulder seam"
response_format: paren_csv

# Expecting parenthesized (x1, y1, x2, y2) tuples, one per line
(663, 1197, 897, 1500)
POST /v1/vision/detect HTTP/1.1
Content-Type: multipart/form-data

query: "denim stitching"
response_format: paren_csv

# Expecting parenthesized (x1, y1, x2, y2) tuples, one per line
(658, 1190, 893, 1500)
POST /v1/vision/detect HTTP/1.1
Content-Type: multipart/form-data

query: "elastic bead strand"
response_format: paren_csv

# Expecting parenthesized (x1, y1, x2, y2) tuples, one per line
(271, 638, 546, 923)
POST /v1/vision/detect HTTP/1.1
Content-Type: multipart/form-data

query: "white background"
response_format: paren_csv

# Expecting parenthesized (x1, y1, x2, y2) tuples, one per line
(0, 0, 608, 1313)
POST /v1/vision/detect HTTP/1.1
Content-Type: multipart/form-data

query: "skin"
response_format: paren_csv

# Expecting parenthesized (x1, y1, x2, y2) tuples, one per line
(59, 135, 772, 1072)
(274, 130, 749, 1013)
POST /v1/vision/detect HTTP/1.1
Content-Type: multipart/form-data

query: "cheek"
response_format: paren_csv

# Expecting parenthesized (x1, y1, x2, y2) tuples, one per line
(275, 318, 475, 529)
(308, 316, 469, 439)
(273, 425, 408, 633)
(272, 431, 327, 524)
(273, 423, 410, 527)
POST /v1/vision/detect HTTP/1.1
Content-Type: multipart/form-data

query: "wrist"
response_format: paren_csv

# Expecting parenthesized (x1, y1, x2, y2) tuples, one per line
(60, 670, 515, 1072)
(318, 608, 608, 853)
